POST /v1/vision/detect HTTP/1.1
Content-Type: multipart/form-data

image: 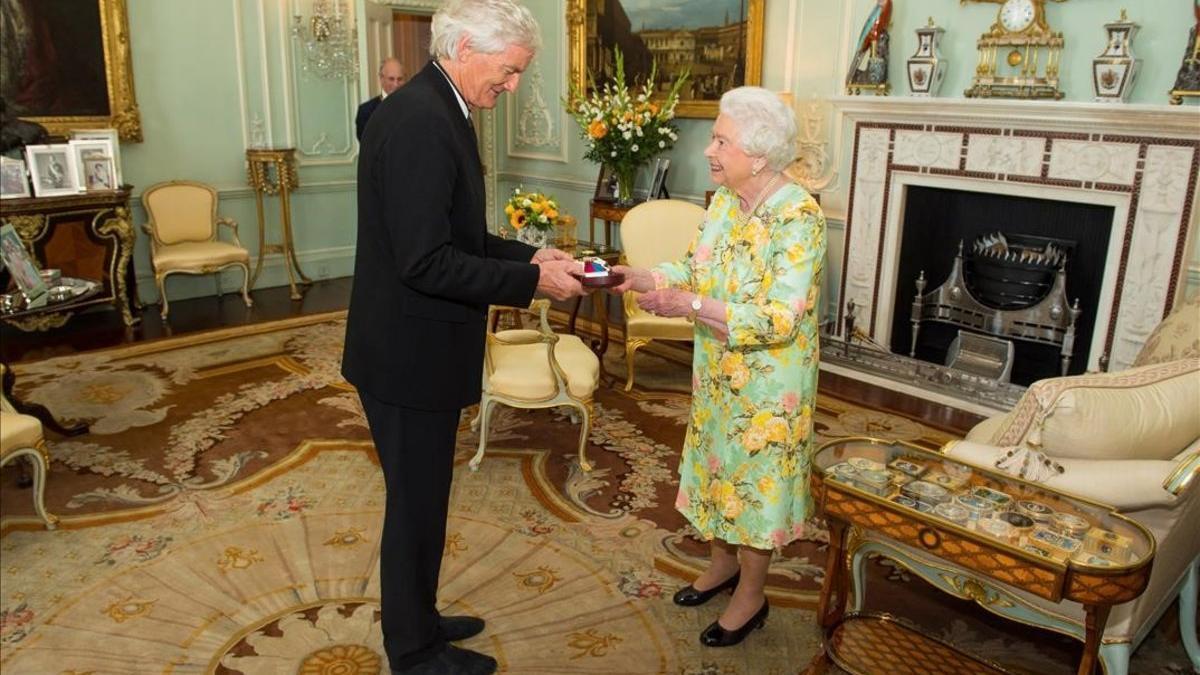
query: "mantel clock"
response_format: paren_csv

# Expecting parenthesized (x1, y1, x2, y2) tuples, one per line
(961, 0, 1068, 99)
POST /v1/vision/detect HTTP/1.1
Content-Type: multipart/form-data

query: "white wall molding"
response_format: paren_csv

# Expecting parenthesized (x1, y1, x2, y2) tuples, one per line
(283, 0, 359, 167)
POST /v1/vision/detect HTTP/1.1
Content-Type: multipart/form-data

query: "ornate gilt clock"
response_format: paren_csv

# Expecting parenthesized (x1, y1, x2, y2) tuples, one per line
(962, 0, 1068, 99)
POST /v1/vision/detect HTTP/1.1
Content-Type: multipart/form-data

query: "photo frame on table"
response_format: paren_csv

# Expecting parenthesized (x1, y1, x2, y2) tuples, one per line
(593, 165, 618, 202)
(83, 156, 117, 191)
(71, 129, 123, 186)
(648, 158, 671, 200)
(0, 157, 31, 200)
(24, 144, 80, 198)
(0, 223, 47, 305)
(1, 0, 143, 141)
(568, 0, 765, 119)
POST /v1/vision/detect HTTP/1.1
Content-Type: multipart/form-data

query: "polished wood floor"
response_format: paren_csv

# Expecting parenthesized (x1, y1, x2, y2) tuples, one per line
(0, 277, 984, 435)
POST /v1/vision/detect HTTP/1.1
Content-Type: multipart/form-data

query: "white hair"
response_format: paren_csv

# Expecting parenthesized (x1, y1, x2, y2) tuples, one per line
(718, 87, 797, 172)
(429, 0, 541, 60)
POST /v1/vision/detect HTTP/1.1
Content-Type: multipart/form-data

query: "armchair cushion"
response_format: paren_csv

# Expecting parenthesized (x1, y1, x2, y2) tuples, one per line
(0, 411, 42, 454)
(144, 185, 218, 244)
(624, 307, 695, 340)
(1133, 294, 1200, 367)
(981, 357, 1200, 461)
(488, 330, 600, 400)
(153, 241, 250, 272)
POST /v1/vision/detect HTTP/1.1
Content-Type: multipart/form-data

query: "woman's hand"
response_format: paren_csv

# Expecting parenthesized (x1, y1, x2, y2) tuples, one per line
(637, 288, 694, 318)
(608, 265, 656, 294)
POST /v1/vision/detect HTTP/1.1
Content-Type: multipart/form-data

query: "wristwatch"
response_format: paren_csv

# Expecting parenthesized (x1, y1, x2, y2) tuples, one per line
(687, 295, 703, 322)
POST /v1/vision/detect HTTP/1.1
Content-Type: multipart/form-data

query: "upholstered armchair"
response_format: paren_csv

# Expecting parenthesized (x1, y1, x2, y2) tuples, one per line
(619, 199, 705, 391)
(854, 297, 1200, 675)
(470, 300, 601, 472)
(0, 365, 57, 529)
(141, 180, 253, 319)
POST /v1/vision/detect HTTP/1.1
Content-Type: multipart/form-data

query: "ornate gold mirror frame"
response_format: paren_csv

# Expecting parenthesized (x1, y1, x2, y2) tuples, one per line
(567, 0, 764, 119)
(13, 0, 142, 141)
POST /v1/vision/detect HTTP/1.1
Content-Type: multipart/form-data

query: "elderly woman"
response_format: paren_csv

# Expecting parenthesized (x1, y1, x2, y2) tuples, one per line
(612, 86, 826, 647)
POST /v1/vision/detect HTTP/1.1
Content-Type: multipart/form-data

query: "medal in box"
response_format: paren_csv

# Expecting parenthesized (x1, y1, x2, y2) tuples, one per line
(1084, 528, 1132, 562)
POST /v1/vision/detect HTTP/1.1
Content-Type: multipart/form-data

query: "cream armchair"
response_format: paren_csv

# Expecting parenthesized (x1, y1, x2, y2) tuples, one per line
(851, 297, 1200, 675)
(619, 199, 705, 391)
(470, 300, 600, 472)
(142, 180, 253, 319)
(0, 365, 57, 529)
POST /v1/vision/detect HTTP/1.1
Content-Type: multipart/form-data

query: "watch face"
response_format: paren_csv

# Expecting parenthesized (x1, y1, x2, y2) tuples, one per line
(1000, 0, 1035, 32)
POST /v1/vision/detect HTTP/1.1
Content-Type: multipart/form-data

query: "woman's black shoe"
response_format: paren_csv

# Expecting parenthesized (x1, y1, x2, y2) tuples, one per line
(672, 571, 740, 607)
(699, 599, 769, 647)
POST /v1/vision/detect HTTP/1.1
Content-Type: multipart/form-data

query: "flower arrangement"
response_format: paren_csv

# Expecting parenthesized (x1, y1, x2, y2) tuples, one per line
(567, 48, 688, 204)
(505, 187, 559, 232)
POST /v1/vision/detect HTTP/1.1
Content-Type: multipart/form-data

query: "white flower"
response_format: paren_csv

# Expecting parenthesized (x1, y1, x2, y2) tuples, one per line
(659, 140, 666, 148)
(631, 144, 639, 152)
(522, 199, 532, 207)
(623, 131, 632, 140)
(611, 151, 617, 157)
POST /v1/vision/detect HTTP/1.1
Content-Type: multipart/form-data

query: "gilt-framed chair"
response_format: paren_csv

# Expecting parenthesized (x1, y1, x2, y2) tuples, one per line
(619, 199, 705, 391)
(141, 180, 253, 319)
(0, 364, 57, 530)
(470, 300, 600, 472)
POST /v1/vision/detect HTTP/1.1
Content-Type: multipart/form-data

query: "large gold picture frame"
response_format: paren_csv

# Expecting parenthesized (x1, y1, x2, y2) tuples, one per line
(1, 0, 142, 142)
(568, 0, 764, 119)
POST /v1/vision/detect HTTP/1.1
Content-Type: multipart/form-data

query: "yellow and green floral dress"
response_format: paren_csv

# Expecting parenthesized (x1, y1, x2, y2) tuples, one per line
(655, 182, 826, 550)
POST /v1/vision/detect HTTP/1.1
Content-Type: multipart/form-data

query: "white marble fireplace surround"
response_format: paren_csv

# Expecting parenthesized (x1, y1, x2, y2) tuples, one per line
(831, 98, 1200, 387)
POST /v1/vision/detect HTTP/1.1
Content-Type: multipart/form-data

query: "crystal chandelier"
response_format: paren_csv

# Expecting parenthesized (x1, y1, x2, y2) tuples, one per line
(291, 0, 359, 80)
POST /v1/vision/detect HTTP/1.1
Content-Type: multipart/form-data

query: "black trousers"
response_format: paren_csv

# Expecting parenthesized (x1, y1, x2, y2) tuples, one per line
(359, 390, 461, 670)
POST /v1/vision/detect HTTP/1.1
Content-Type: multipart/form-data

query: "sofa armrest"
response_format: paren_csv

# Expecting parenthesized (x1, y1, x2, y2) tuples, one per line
(943, 440, 1180, 511)
(1164, 444, 1200, 497)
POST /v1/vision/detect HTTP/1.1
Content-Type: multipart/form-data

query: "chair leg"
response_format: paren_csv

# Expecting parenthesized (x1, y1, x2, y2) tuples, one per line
(469, 397, 495, 472)
(156, 274, 170, 320)
(1181, 558, 1200, 672)
(624, 338, 648, 392)
(574, 399, 593, 472)
(239, 263, 254, 308)
(23, 444, 58, 530)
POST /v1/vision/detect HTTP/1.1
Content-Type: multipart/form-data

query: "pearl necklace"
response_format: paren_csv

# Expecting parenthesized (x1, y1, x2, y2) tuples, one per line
(735, 172, 783, 226)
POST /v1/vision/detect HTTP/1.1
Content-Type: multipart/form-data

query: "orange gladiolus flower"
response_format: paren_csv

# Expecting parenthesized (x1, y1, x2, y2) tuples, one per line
(587, 120, 608, 139)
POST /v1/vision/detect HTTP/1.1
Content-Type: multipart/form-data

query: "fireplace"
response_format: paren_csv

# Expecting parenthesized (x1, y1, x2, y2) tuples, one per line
(824, 98, 1199, 412)
(890, 186, 1114, 386)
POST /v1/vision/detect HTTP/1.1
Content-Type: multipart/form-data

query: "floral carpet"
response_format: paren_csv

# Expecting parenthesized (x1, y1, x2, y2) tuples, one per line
(0, 313, 1192, 673)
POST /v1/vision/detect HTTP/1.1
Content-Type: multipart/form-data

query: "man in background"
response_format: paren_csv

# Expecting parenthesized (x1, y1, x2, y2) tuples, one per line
(355, 57, 405, 141)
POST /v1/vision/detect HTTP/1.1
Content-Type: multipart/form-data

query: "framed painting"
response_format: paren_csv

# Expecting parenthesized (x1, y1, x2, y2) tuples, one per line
(568, 0, 765, 119)
(0, 0, 142, 141)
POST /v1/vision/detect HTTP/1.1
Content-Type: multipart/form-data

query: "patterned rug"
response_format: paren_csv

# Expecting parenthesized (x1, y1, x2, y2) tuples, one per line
(0, 313, 1191, 673)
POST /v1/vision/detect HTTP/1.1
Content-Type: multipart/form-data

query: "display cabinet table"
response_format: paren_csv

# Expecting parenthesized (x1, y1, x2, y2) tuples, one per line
(809, 437, 1154, 675)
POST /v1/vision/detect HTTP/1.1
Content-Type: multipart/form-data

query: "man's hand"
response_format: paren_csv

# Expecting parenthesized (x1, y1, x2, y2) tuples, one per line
(608, 265, 656, 294)
(535, 259, 586, 300)
(531, 247, 575, 264)
(637, 289, 693, 318)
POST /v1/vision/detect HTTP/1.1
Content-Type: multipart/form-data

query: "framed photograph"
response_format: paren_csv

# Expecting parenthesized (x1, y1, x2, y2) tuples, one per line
(594, 165, 618, 202)
(0, 223, 47, 304)
(24, 144, 80, 198)
(0, 0, 142, 141)
(82, 156, 117, 191)
(568, 0, 765, 119)
(0, 157, 31, 200)
(71, 129, 123, 186)
(648, 158, 671, 200)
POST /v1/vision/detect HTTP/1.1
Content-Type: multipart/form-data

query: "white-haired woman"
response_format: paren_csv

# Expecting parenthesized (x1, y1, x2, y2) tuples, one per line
(612, 86, 826, 647)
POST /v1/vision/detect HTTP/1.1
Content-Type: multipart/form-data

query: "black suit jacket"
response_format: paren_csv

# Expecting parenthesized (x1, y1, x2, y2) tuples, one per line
(343, 61, 539, 411)
(355, 96, 381, 141)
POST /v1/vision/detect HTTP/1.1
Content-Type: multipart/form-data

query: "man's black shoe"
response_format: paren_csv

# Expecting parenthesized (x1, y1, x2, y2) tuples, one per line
(392, 645, 497, 674)
(440, 615, 485, 641)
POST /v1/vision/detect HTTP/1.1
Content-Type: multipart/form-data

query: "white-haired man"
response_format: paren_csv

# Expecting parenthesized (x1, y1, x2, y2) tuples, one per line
(342, 1, 583, 673)
(356, 58, 406, 140)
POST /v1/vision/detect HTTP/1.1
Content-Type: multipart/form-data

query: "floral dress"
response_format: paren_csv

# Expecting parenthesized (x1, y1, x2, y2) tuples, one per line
(654, 183, 826, 550)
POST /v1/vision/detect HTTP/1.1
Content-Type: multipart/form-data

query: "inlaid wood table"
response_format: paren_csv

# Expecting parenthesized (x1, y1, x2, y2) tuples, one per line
(808, 437, 1154, 675)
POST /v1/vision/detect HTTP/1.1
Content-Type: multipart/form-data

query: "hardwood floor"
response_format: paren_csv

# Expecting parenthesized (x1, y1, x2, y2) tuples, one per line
(0, 277, 985, 435)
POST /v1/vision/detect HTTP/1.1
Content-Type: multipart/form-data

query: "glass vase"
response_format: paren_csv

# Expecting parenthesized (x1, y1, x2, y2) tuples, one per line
(516, 225, 550, 248)
(613, 165, 637, 207)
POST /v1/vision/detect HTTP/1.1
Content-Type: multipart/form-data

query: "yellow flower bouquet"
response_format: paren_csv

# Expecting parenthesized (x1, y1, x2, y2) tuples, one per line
(567, 48, 688, 205)
(505, 187, 560, 248)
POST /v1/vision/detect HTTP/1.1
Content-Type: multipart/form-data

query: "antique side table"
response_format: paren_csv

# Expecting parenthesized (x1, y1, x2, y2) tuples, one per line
(245, 148, 310, 300)
(588, 199, 642, 247)
(809, 437, 1154, 675)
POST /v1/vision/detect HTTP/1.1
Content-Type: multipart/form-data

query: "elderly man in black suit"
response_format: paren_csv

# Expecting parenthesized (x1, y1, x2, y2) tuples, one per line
(355, 58, 406, 141)
(342, 1, 584, 673)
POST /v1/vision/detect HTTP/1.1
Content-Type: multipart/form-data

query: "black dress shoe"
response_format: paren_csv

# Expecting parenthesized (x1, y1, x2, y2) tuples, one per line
(672, 571, 740, 607)
(392, 645, 497, 674)
(440, 615, 485, 641)
(699, 599, 769, 647)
